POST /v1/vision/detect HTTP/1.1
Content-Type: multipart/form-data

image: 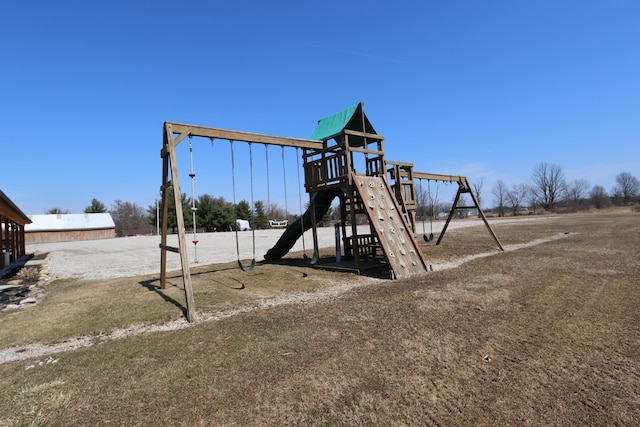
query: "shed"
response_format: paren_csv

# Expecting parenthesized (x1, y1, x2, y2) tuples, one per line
(25, 213, 116, 244)
(0, 190, 32, 269)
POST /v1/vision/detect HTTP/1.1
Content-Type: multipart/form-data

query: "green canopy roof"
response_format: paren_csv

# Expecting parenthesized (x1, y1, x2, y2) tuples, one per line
(310, 103, 377, 145)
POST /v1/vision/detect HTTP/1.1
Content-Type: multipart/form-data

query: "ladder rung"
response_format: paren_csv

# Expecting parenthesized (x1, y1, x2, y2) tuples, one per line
(159, 244, 180, 253)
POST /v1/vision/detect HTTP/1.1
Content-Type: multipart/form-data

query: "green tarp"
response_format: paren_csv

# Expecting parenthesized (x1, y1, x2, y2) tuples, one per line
(309, 103, 377, 146)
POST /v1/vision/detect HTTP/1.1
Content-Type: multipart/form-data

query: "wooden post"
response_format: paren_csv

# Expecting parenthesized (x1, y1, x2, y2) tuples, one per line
(436, 187, 461, 247)
(463, 178, 504, 251)
(0, 216, 4, 269)
(160, 130, 170, 289)
(160, 123, 197, 323)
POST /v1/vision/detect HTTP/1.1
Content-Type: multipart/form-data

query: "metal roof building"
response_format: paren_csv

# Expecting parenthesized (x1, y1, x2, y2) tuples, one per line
(25, 213, 116, 244)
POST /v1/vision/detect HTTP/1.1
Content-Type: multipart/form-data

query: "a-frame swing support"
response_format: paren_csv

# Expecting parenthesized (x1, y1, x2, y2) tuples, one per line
(412, 172, 504, 251)
(160, 121, 322, 323)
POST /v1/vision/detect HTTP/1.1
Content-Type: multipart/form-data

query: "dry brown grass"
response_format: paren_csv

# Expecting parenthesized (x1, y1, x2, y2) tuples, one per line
(1, 209, 639, 426)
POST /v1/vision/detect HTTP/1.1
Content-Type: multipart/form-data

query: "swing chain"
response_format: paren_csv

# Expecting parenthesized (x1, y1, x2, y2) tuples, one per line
(229, 139, 256, 272)
(188, 135, 199, 262)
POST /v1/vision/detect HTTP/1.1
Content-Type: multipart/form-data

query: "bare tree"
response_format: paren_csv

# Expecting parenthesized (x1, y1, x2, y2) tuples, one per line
(492, 179, 508, 217)
(613, 172, 640, 205)
(415, 180, 428, 220)
(565, 179, 590, 211)
(267, 202, 288, 221)
(416, 179, 440, 220)
(526, 186, 540, 214)
(531, 162, 565, 210)
(471, 177, 483, 217)
(111, 200, 149, 237)
(589, 185, 609, 209)
(506, 183, 529, 216)
(472, 178, 484, 207)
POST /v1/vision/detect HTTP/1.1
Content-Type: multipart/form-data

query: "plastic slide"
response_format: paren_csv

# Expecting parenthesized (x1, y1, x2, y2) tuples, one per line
(264, 191, 338, 260)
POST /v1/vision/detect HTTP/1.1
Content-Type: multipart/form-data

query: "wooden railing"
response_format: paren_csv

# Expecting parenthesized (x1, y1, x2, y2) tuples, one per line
(343, 234, 381, 259)
(304, 149, 349, 191)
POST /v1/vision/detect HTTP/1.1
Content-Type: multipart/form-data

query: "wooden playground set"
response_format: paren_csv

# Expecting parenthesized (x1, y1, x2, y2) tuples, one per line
(160, 103, 502, 322)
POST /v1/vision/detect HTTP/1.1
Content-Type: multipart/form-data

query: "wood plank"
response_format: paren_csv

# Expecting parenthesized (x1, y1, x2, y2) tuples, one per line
(349, 147, 385, 155)
(159, 244, 180, 253)
(413, 171, 466, 183)
(165, 122, 323, 150)
(343, 129, 385, 140)
(167, 139, 198, 323)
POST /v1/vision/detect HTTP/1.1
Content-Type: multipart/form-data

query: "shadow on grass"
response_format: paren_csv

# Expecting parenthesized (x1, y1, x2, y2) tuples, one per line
(137, 266, 249, 316)
(262, 256, 392, 279)
(138, 277, 188, 318)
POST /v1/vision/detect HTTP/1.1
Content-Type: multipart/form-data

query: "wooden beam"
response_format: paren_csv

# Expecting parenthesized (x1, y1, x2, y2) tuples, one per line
(167, 140, 198, 323)
(160, 180, 173, 191)
(386, 160, 414, 168)
(167, 124, 192, 147)
(349, 147, 385, 156)
(343, 129, 385, 141)
(159, 244, 180, 253)
(413, 171, 466, 183)
(165, 122, 323, 150)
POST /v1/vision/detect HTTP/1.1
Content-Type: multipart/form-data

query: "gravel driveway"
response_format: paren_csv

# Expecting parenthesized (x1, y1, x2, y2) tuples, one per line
(25, 218, 524, 281)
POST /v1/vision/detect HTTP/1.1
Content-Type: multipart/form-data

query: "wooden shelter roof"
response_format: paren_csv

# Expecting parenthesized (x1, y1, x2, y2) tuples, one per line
(0, 190, 31, 225)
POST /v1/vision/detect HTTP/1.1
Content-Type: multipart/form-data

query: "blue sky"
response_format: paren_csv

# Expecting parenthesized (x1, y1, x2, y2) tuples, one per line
(2, 0, 638, 214)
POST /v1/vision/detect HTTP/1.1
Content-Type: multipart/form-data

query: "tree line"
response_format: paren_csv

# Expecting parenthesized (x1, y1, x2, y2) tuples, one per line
(486, 163, 638, 217)
(59, 190, 331, 237)
(49, 162, 638, 236)
(411, 162, 639, 220)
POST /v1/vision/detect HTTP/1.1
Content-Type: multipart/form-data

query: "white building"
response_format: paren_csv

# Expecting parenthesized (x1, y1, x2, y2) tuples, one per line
(25, 213, 116, 244)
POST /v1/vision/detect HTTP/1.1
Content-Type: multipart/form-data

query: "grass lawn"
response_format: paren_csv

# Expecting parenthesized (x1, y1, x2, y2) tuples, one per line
(1, 209, 639, 426)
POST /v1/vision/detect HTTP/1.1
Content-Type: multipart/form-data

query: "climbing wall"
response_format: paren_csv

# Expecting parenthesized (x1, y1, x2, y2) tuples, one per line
(352, 173, 429, 279)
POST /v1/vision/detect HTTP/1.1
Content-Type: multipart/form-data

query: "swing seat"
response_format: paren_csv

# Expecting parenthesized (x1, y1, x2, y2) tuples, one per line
(238, 258, 256, 273)
(424, 233, 434, 243)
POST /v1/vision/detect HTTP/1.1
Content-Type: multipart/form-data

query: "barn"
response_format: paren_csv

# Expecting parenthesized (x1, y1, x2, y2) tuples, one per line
(0, 190, 32, 270)
(25, 213, 116, 244)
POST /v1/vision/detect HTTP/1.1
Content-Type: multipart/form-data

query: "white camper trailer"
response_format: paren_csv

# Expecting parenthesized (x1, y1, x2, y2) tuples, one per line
(231, 219, 251, 231)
